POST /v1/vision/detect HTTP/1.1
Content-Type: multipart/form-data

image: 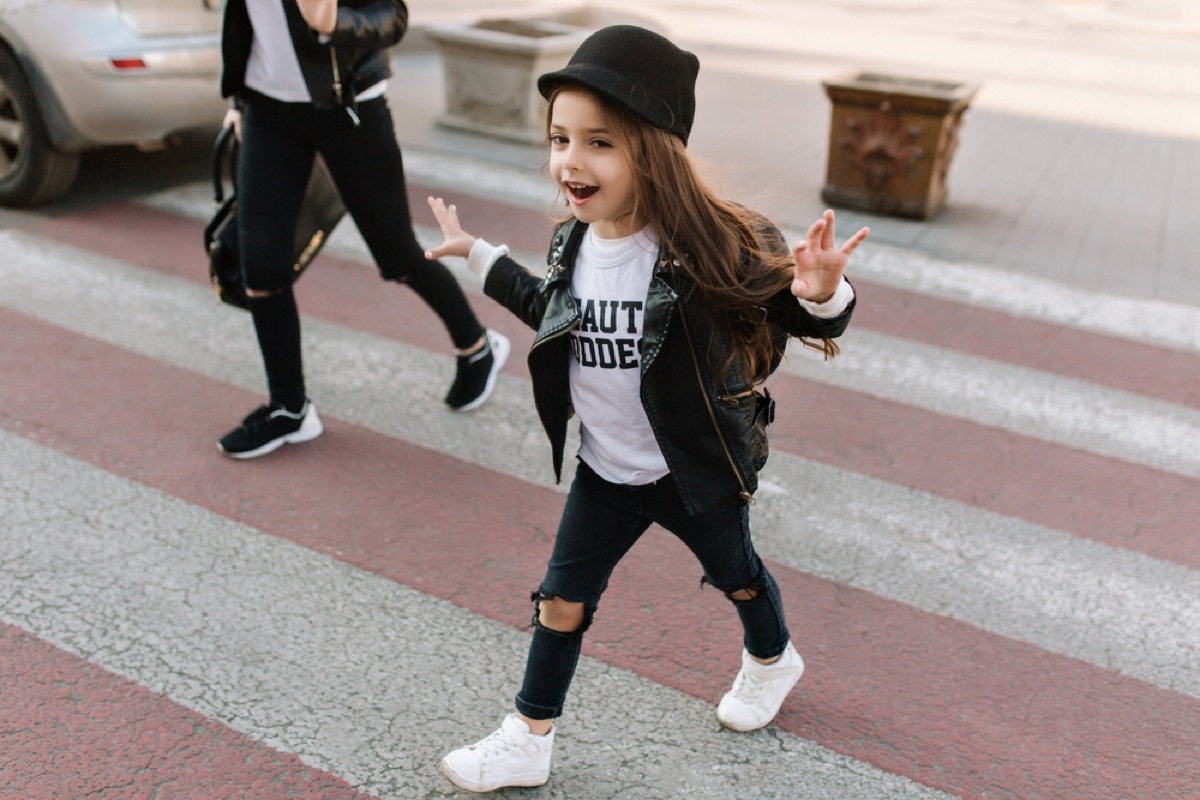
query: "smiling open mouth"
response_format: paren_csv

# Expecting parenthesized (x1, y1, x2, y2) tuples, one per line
(566, 182, 599, 201)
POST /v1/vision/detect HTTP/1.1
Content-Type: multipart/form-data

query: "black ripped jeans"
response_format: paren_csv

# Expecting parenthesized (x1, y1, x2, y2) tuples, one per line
(515, 460, 790, 720)
(236, 89, 484, 408)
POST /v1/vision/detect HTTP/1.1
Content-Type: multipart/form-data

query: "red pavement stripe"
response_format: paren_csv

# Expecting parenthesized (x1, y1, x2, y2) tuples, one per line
(24, 202, 1200, 569)
(4, 308, 1198, 800)
(0, 622, 368, 800)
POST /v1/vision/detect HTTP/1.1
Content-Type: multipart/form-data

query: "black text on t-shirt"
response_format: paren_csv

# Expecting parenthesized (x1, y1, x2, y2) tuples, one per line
(572, 296, 644, 370)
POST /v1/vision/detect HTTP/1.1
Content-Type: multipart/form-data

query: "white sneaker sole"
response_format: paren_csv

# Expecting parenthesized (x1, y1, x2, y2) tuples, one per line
(439, 757, 549, 793)
(450, 330, 511, 413)
(218, 406, 324, 460)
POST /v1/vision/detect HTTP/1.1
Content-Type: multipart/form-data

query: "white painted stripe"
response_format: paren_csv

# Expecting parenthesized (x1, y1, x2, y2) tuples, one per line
(0, 431, 955, 800)
(749, 456, 1200, 698)
(142, 172, 1200, 356)
(784, 226, 1200, 356)
(3, 229, 1198, 699)
(784, 328, 1200, 480)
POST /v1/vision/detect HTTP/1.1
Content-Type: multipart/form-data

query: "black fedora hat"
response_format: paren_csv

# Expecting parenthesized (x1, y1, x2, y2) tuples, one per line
(537, 25, 700, 145)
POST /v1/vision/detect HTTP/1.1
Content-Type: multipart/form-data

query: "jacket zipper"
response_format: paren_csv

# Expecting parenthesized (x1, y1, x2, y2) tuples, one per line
(530, 296, 579, 353)
(329, 47, 360, 126)
(531, 259, 576, 348)
(678, 307, 755, 505)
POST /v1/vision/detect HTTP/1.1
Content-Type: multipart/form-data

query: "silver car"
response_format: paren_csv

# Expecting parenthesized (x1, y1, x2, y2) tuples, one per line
(0, 0, 225, 206)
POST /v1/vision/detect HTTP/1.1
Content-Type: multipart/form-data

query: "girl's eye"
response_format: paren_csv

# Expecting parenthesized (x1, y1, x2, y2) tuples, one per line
(590, 139, 613, 149)
(549, 134, 568, 145)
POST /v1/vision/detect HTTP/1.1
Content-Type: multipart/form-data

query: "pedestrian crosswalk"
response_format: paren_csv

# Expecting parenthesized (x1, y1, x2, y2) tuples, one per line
(1, 177, 1197, 798)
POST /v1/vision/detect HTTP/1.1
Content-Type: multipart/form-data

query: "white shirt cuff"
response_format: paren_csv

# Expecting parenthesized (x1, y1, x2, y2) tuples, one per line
(796, 277, 854, 319)
(468, 239, 509, 281)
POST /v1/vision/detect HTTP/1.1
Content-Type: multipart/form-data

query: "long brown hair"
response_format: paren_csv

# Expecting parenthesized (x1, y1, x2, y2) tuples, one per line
(547, 87, 838, 384)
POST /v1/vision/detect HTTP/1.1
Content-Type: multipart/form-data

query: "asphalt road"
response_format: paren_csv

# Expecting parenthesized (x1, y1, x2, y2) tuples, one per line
(2, 1, 1199, 796)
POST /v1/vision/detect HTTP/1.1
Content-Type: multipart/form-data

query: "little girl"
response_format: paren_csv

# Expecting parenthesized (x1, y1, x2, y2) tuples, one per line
(424, 24, 868, 793)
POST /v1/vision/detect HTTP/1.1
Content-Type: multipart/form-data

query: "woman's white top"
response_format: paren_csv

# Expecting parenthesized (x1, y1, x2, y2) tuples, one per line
(242, 0, 388, 103)
(244, 0, 311, 101)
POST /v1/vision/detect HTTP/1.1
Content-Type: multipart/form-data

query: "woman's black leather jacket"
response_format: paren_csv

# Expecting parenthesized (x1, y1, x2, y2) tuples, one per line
(484, 218, 856, 516)
(221, 0, 408, 122)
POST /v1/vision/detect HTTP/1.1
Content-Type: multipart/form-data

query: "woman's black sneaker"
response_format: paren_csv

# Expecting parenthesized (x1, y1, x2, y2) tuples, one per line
(445, 330, 510, 412)
(217, 400, 323, 459)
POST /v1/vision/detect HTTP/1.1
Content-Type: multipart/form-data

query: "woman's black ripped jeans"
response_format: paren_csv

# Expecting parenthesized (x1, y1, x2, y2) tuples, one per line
(236, 90, 483, 336)
(515, 460, 789, 720)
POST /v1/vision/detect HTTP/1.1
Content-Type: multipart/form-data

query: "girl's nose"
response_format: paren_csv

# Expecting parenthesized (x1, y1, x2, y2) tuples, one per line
(560, 143, 582, 173)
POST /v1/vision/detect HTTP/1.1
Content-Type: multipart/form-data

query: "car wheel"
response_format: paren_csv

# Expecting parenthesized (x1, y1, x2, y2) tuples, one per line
(0, 46, 80, 207)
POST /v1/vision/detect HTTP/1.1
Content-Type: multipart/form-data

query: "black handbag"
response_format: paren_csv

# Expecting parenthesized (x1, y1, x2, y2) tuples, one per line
(203, 125, 347, 310)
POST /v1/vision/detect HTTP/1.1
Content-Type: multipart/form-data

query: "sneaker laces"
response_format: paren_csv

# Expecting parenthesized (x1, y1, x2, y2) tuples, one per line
(729, 667, 771, 704)
(471, 724, 525, 760)
(241, 402, 303, 430)
(240, 404, 274, 427)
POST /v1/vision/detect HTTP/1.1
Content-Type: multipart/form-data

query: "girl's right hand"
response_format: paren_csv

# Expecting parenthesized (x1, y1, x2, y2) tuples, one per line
(222, 108, 243, 141)
(425, 196, 478, 262)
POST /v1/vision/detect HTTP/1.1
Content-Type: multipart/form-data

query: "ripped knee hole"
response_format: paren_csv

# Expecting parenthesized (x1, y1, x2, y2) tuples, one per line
(530, 591, 590, 634)
(699, 576, 763, 603)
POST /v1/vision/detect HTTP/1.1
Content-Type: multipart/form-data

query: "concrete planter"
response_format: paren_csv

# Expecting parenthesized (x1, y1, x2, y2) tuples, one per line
(820, 72, 979, 220)
(427, 19, 591, 144)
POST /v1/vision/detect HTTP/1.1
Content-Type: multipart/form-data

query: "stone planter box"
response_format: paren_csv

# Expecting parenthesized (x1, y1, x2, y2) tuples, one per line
(427, 19, 591, 144)
(820, 72, 979, 220)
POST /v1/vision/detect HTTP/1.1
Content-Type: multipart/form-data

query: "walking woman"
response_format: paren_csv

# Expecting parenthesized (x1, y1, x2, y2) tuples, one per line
(217, 0, 508, 459)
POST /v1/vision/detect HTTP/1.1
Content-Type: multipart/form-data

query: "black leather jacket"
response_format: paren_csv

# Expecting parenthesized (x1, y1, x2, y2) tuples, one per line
(221, 0, 407, 120)
(484, 218, 856, 516)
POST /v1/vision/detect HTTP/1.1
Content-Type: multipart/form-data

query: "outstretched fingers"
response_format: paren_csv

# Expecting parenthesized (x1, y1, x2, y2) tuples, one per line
(805, 209, 869, 257)
(821, 209, 836, 250)
(424, 196, 477, 261)
(427, 196, 459, 231)
(840, 225, 870, 256)
(805, 215, 827, 254)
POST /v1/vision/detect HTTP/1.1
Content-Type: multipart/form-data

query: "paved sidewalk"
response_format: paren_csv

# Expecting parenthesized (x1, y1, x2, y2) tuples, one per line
(393, 0, 1200, 311)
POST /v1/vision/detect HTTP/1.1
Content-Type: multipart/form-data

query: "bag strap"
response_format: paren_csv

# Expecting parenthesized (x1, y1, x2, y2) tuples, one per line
(211, 126, 239, 204)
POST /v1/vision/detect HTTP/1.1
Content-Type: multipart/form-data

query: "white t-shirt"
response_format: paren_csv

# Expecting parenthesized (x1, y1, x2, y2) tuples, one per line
(570, 227, 670, 485)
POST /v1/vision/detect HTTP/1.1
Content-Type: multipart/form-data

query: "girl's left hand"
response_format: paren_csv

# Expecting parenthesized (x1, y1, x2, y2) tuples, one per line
(791, 210, 869, 303)
(295, 0, 337, 36)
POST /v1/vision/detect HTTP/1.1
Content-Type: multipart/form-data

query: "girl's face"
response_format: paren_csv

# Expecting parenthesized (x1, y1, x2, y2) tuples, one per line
(548, 89, 640, 239)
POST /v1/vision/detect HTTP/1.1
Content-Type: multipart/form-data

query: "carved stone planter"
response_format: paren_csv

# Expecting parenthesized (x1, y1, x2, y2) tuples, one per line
(820, 72, 979, 220)
(427, 19, 591, 144)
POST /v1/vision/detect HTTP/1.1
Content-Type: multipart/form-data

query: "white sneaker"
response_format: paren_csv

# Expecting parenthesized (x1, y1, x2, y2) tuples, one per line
(440, 714, 554, 793)
(716, 641, 805, 732)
